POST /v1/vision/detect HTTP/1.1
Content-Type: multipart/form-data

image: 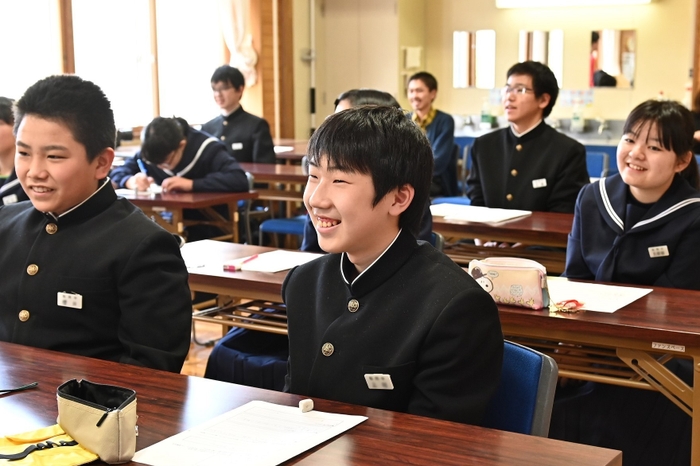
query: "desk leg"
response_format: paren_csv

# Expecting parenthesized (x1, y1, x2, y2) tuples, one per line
(171, 208, 184, 234)
(228, 203, 240, 243)
(618, 348, 698, 465)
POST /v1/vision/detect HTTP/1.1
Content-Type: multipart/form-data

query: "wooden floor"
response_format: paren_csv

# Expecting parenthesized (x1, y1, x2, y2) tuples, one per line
(181, 321, 224, 377)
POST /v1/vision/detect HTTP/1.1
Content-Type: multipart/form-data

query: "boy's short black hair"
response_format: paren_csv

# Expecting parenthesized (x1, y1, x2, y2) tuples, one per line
(507, 61, 559, 118)
(624, 99, 699, 189)
(141, 117, 189, 165)
(14, 75, 116, 162)
(307, 106, 433, 236)
(0, 97, 14, 125)
(334, 89, 400, 109)
(211, 65, 245, 90)
(408, 71, 438, 92)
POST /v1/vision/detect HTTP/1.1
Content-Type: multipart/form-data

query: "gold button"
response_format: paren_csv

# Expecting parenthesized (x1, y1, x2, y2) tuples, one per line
(510, 169, 518, 177)
(515, 144, 523, 151)
(220, 135, 226, 141)
(506, 194, 514, 201)
(18, 310, 30, 322)
(347, 299, 360, 313)
(26, 264, 39, 276)
(321, 342, 334, 357)
(46, 223, 58, 234)
(223, 120, 228, 126)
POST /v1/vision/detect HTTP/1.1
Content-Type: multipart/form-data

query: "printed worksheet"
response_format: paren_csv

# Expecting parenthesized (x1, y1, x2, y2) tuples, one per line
(132, 400, 367, 466)
(547, 276, 652, 313)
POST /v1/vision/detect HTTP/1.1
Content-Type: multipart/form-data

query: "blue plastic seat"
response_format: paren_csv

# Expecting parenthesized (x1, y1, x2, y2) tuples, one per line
(586, 151, 609, 180)
(482, 341, 559, 437)
(258, 215, 307, 246)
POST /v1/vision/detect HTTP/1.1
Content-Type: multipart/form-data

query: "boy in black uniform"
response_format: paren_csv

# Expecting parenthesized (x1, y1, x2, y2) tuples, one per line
(283, 106, 503, 425)
(0, 75, 192, 372)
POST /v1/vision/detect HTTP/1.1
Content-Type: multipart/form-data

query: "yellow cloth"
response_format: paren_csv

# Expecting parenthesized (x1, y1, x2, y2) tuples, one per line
(0, 424, 98, 466)
(411, 106, 437, 133)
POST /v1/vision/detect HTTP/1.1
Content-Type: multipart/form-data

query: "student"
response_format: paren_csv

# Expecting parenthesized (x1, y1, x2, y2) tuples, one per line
(565, 99, 700, 289)
(283, 106, 503, 425)
(201, 65, 275, 164)
(552, 99, 699, 465)
(466, 61, 589, 213)
(110, 116, 248, 193)
(300, 88, 433, 253)
(0, 96, 28, 205)
(407, 71, 459, 197)
(0, 75, 192, 372)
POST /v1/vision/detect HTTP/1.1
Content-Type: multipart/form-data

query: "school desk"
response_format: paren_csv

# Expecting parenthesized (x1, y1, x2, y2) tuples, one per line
(0, 341, 622, 465)
(239, 162, 307, 203)
(119, 191, 257, 243)
(182, 239, 700, 465)
(432, 211, 573, 273)
(273, 138, 308, 164)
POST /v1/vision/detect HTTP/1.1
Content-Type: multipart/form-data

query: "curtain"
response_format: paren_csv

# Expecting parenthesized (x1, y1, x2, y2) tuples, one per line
(218, 0, 258, 87)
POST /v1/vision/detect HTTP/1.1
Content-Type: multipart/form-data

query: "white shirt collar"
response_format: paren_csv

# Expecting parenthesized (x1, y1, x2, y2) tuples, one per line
(340, 229, 402, 286)
(510, 119, 543, 138)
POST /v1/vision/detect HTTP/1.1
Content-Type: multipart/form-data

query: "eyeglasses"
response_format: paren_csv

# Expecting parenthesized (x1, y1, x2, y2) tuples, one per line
(212, 86, 233, 94)
(501, 85, 534, 96)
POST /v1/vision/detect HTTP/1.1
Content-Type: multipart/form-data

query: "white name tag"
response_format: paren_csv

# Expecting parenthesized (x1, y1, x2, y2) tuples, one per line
(2, 194, 18, 205)
(532, 178, 547, 189)
(364, 373, 394, 390)
(648, 245, 669, 258)
(231, 142, 243, 150)
(57, 292, 83, 309)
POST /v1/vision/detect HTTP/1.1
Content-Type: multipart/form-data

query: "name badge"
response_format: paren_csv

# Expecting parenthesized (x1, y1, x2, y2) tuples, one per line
(532, 178, 547, 189)
(57, 292, 83, 309)
(2, 194, 18, 205)
(364, 373, 394, 390)
(648, 245, 670, 258)
(231, 142, 243, 150)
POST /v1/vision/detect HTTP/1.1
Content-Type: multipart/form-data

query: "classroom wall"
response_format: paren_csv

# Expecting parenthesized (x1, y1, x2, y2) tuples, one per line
(424, 0, 694, 121)
(291, 0, 694, 137)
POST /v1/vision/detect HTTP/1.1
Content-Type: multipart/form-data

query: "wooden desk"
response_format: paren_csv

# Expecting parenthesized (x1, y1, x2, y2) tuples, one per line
(432, 211, 573, 273)
(182, 240, 700, 465)
(239, 162, 307, 203)
(0, 342, 622, 466)
(119, 191, 257, 243)
(274, 138, 307, 164)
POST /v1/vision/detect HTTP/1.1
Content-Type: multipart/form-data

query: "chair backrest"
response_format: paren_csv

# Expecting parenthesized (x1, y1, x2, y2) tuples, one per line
(481, 341, 558, 437)
(430, 231, 445, 252)
(240, 172, 255, 244)
(586, 151, 609, 179)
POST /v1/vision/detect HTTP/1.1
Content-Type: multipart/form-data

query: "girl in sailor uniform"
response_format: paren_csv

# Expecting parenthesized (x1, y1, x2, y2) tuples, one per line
(565, 99, 700, 290)
(553, 99, 698, 465)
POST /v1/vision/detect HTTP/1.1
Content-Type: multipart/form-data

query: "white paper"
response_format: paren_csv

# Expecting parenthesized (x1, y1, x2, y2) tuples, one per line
(547, 276, 652, 313)
(115, 183, 161, 196)
(132, 400, 367, 466)
(224, 250, 322, 273)
(274, 145, 295, 154)
(430, 204, 532, 224)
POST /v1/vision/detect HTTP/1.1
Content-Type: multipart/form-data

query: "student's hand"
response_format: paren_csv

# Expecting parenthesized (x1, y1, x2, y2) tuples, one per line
(161, 176, 193, 193)
(126, 173, 155, 191)
(694, 130, 700, 142)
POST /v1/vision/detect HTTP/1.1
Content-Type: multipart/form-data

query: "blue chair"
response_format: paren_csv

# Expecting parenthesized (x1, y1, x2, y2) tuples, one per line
(258, 214, 307, 246)
(482, 341, 559, 437)
(586, 151, 609, 180)
(433, 145, 472, 205)
(430, 231, 445, 252)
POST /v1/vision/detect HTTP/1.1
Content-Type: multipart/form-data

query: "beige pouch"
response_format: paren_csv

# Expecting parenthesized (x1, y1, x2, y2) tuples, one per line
(56, 379, 137, 464)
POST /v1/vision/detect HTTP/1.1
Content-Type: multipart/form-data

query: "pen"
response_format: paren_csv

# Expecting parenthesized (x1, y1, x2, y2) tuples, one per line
(136, 157, 148, 175)
(223, 254, 259, 272)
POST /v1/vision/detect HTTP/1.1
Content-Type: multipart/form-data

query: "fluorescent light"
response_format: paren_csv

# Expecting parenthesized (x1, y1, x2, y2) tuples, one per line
(496, 0, 651, 8)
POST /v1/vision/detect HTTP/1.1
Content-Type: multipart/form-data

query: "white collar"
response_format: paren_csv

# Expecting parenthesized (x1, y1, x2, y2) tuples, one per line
(510, 119, 543, 138)
(340, 229, 402, 286)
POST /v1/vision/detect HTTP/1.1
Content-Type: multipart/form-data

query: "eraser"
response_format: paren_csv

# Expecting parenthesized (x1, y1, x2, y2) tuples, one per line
(298, 398, 314, 413)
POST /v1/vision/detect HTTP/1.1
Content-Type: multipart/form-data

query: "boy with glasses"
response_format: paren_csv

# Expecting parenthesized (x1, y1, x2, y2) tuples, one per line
(201, 65, 275, 164)
(466, 61, 589, 213)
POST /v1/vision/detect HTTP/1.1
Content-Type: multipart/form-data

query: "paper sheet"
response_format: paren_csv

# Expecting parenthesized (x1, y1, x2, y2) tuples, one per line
(430, 204, 532, 224)
(115, 183, 162, 196)
(132, 400, 367, 466)
(223, 250, 322, 273)
(547, 276, 652, 313)
(274, 145, 295, 154)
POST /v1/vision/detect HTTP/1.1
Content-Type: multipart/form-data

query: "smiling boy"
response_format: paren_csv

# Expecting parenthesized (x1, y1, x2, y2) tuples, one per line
(0, 75, 192, 372)
(407, 71, 459, 197)
(466, 61, 589, 213)
(283, 106, 503, 425)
